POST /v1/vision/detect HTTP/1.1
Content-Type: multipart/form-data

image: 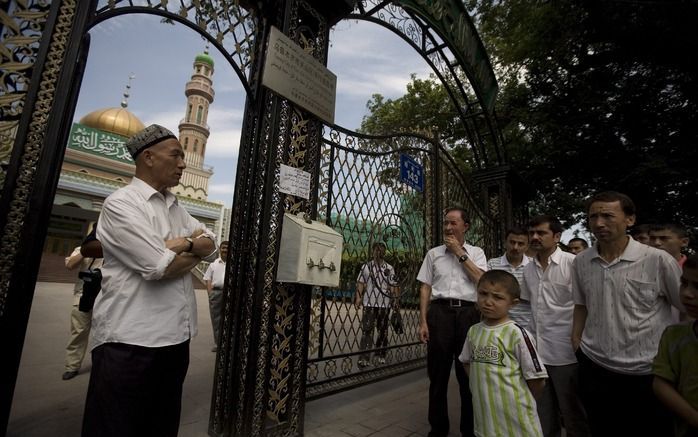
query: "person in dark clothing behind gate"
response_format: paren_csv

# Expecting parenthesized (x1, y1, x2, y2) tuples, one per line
(81, 124, 218, 437)
(418, 207, 487, 437)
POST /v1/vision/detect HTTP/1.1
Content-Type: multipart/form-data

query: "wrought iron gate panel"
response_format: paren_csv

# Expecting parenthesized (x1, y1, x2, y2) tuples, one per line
(91, 0, 258, 97)
(437, 147, 500, 256)
(308, 125, 497, 398)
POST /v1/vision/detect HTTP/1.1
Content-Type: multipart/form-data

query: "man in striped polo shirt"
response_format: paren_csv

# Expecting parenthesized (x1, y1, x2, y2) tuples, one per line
(572, 191, 683, 436)
(487, 226, 532, 329)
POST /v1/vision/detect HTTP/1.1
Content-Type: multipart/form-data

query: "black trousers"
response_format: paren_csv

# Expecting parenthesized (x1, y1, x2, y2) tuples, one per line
(82, 341, 190, 437)
(427, 302, 480, 437)
(576, 349, 672, 437)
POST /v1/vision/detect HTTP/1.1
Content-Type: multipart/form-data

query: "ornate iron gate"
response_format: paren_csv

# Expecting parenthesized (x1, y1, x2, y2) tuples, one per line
(306, 125, 497, 398)
(1, 1, 506, 435)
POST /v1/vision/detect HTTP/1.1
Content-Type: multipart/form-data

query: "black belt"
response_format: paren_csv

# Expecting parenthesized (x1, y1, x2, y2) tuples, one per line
(431, 298, 475, 308)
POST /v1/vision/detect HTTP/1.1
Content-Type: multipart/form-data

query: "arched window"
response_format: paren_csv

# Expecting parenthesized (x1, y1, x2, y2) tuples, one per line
(196, 106, 203, 123)
(194, 140, 198, 153)
(187, 104, 192, 122)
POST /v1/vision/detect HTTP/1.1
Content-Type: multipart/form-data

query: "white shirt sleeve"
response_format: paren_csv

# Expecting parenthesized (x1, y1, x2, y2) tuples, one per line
(98, 196, 176, 281)
(571, 257, 585, 306)
(520, 270, 531, 301)
(203, 263, 215, 281)
(470, 246, 488, 271)
(514, 328, 548, 381)
(417, 251, 434, 285)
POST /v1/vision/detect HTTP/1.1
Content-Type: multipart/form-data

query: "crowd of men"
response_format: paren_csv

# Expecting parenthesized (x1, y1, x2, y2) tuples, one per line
(57, 122, 695, 437)
(417, 195, 695, 437)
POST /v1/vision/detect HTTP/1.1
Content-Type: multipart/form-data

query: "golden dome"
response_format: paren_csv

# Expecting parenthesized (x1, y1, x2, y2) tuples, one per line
(79, 107, 145, 138)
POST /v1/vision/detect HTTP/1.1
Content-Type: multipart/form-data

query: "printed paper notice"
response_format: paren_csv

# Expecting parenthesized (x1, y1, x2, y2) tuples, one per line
(279, 164, 311, 199)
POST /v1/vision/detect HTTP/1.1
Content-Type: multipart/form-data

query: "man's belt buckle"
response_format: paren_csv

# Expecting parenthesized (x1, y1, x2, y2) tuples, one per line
(449, 299, 462, 308)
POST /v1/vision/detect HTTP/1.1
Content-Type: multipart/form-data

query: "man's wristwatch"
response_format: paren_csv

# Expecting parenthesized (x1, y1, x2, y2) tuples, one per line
(458, 253, 469, 264)
(185, 237, 194, 252)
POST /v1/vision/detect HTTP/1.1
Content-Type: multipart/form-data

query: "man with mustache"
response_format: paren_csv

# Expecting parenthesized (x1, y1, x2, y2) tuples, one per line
(418, 207, 487, 437)
(522, 215, 590, 437)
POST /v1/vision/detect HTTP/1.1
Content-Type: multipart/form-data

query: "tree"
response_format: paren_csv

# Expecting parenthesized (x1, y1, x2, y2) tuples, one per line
(361, 1, 698, 241)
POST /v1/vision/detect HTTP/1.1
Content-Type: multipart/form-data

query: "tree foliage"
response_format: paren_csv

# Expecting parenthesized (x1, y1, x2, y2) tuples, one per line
(360, 1, 698, 235)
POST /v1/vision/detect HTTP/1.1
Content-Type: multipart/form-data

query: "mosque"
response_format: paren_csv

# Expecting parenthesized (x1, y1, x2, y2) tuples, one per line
(39, 50, 231, 281)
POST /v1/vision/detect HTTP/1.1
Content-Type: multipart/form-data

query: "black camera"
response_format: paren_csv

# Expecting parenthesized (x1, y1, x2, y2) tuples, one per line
(78, 269, 102, 312)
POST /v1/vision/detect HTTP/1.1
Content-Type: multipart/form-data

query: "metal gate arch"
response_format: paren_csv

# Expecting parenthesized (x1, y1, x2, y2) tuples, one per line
(0, 1, 506, 435)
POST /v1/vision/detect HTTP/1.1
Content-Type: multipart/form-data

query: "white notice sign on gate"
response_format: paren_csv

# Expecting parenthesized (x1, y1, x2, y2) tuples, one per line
(262, 26, 337, 124)
(279, 164, 311, 199)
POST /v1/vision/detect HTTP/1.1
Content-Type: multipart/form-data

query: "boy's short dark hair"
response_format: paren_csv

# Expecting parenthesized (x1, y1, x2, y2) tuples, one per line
(586, 191, 636, 216)
(505, 226, 528, 239)
(650, 223, 688, 238)
(568, 237, 589, 248)
(478, 270, 520, 300)
(528, 215, 564, 235)
(629, 224, 651, 237)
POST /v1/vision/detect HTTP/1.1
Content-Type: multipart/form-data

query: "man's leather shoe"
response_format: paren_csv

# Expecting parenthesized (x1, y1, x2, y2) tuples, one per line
(62, 370, 78, 380)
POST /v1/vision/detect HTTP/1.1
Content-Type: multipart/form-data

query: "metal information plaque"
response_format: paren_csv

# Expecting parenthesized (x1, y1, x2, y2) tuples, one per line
(262, 26, 337, 124)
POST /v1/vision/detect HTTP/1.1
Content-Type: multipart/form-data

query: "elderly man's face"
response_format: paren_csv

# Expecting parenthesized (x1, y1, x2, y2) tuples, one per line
(144, 138, 186, 189)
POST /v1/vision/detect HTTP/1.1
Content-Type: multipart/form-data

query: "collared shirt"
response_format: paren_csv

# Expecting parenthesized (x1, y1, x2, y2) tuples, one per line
(93, 177, 218, 349)
(203, 258, 226, 289)
(417, 243, 488, 302)
(488, 254, 532, 328)
(572, 237, 683, 374)
(521, 247, 576, 366)
(357, 260, 397, 308)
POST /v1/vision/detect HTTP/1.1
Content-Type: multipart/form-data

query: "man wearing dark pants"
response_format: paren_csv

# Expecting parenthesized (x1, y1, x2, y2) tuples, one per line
(82, 124, 218, 437)
(571, 191, 683, 437)
(418, 207, 487, 437)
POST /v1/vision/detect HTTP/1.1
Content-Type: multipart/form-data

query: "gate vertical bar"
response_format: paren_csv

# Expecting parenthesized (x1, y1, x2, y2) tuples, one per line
(210, 1, 354, 436)
(0, 1, 96, 434)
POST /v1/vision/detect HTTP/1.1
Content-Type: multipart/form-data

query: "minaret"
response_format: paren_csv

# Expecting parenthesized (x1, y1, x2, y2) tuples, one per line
(173, 47, 215, 200)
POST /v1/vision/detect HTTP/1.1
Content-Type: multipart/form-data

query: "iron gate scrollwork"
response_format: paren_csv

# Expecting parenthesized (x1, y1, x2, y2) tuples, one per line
(307, 124, 497, 398)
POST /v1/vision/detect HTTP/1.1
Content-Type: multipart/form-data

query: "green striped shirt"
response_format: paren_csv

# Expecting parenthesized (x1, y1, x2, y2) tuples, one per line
(459, 320, 547, 437)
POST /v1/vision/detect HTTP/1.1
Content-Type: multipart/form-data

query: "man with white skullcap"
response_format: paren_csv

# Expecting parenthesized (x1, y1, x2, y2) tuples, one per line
(82, 124, 219, 437)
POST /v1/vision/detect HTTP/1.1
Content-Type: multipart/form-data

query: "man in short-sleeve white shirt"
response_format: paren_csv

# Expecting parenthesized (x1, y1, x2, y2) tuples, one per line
(522, 215, 590, 437)
(571, 191, 683, 437)
(354, 242, 398, 367)
(417, 207, 487, 437)
(204, 240, 228, 352)
(82, 125, 219, 437)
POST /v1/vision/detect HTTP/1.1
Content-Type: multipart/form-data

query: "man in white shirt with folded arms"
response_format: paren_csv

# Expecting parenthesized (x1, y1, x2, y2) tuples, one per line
(82, 124, 218, 437)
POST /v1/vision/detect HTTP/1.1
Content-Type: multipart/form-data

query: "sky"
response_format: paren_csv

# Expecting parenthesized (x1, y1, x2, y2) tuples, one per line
(73, 12, 589, 244)
(73, 14, 432, 208)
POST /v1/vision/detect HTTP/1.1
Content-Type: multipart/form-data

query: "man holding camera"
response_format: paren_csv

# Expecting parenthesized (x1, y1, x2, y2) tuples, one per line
(62, 228, 102, 381)
(82, 125, 218, 437)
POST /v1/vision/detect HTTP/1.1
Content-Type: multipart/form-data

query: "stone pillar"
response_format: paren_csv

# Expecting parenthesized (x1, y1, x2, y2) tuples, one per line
(209, 1, 354, 436)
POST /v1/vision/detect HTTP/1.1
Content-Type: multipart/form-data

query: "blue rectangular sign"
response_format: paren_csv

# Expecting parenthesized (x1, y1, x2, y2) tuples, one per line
(399, 153, 424, 192)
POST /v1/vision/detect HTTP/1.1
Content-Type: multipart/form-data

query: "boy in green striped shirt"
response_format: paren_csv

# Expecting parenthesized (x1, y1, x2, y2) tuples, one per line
(459, 270, 547, 437)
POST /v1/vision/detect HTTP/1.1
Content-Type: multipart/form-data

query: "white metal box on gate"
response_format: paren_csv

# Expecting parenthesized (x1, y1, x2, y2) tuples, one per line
(276, 213, 343, 287)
